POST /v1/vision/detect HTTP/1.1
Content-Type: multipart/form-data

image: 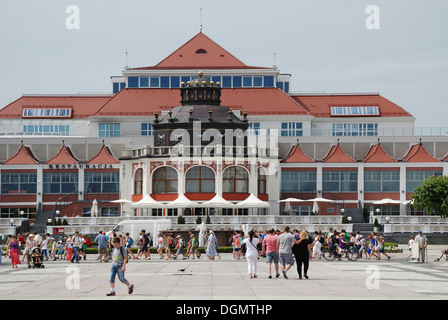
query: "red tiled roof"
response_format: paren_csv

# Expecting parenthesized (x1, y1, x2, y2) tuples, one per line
(363, 143, 397, 163)
(402, 143, 440, 163)
(130, 32, 271, 70)
(281, 144, 315, 163)
(322, 143, 356, 163)
(87, 144, 120, 164)
(3, 144, 40, 165)
(0, 95, 112, 119)
(291, 94, 413, 118)
(46, 144, 79, 164)
(93, 88, 310, 117)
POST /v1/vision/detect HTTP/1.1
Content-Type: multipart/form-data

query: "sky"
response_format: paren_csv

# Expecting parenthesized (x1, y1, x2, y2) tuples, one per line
(0, 0, 447, 128)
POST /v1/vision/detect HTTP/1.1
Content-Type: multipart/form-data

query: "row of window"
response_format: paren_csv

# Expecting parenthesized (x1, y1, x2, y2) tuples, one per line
(1, 172, 119, 194)
(98, 122, 303, 137)
(134, 166, 267, 195)
(23, 125, 70, 135)
(330, 106, 379, 116)
(281, 170, 443, 193)
(124, 75, 278, 90)
(332, 123, 378, 136)
(22, 108, 72, 118)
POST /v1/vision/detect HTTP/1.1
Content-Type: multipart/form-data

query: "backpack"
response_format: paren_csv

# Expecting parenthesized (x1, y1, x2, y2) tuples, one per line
(319, 235, 325, 244)
(128, 237, 134, 246)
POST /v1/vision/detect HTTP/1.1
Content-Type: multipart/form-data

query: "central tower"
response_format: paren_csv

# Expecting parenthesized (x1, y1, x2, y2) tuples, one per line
(152, 71, 249, 149)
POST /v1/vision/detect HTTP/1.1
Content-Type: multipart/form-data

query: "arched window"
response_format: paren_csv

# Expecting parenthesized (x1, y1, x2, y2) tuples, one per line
(134, 168, 143, 195)
(195, 48, 207, 54)
(258, 167, 267, 194)
(152, 167, 178, 194)
(223, 166, 248, 193)
(186, 166, 215, 193)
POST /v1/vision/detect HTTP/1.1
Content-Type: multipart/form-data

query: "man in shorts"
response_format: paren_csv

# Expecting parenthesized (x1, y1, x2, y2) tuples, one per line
(262, 228, 280, 279)
(277, 226, 295, 279)
(95, 231, 108, 262)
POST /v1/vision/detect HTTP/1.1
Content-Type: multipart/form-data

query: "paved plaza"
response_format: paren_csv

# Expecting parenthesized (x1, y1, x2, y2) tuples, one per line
(0, 245, 447, 301)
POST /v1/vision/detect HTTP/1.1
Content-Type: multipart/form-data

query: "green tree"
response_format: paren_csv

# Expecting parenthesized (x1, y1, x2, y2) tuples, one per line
(411, 175, 448, 217)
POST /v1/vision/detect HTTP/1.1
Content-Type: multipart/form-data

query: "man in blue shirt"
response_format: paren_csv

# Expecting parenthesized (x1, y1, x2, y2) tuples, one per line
(95, 231, 108, 262)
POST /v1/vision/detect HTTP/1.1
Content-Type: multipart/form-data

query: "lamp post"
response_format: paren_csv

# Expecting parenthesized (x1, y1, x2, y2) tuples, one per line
(9, 218, 14, 227)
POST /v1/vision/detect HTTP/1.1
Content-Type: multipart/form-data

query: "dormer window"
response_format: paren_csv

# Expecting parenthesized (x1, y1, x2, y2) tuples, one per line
(195, 48, 207, 54)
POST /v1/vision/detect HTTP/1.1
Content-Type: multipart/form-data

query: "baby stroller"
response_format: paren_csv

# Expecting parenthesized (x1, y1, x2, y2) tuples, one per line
(28, 247, 45, 269)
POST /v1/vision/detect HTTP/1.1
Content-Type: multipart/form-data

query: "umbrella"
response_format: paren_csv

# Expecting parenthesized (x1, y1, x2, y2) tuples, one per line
(373, 198, 402, 205)
(165, 194, 199, 208)
(91, 199, 99, 217)
(201, 194, 235, 208)
(279, 197, 305, 202)
(280, 197, 305, 215)
(236, 194, 270, 208)
(110, 199, 132, 216)
(312, 200, 319, 214)
(131, 194, 164, 208)
(308, 197, 334, 203)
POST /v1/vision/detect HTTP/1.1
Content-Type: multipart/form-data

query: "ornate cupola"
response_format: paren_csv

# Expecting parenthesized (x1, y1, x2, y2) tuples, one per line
(180, 71, 221, 106)
(152, 71, 249, 148)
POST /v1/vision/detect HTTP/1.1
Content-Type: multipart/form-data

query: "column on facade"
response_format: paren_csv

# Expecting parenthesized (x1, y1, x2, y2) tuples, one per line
(399, 163, 407, 216)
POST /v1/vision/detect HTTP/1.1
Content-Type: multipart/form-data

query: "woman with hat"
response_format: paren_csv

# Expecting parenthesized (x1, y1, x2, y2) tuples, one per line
(375, 235, 391, 260)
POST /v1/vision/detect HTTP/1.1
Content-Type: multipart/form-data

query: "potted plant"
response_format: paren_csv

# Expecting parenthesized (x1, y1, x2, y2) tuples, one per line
(177, 215, 185, 224)
(373, 218, 380, 232)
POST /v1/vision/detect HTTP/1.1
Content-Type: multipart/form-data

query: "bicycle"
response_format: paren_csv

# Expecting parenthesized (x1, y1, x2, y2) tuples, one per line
(322, 244, 359, 261)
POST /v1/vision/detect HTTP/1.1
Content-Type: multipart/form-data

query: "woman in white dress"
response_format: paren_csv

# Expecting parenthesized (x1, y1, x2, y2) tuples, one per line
(243, 230, 260, 279)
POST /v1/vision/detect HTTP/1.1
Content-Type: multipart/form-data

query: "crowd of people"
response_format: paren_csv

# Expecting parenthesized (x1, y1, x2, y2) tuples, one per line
(1, 228, 446, 275)
(2, 231, 91, 269)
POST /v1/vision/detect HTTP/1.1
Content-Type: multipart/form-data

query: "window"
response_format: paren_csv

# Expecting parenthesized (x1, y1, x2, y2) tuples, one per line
(406, 170, 443, 192)
(186, 166, 215, 193)
(170, 76, 180, 88)
(330, 106, 379, 116)
(223, 166, 248, 193)
(248, 122, 260, 135)
(43, 172, 78, 194)
(1, 172, 37, 194)
(141, 123, 154, 136)
(281, 171, 316, 192)
(137, 77, 148, 87)
(222, 76, 232, 88)
(99, 123, 120, 138)
(281, 122, 303, 137)
(323, 171, 357, 192)
(253, 76, 263, 87)
(84, 171, 119, 193)
(152, 167, 178, 194)
(212, 76, 222, 85)
(161, 77, 170, 88)
(150, 77, 160, 88)
(128, 77, 139, 88)
(243, 76, 253, 87)
(22, 108, 72, 118)
(101, 206, 119, 217)
(134, 168, 143, 195)
(258, 167, 267, 194)
(195, 49, 207, 54)
(364, 171, 400, 192)
(332, 123, 378, 136)
(233, 76, 242, 88)
(264, 76, 274, 87)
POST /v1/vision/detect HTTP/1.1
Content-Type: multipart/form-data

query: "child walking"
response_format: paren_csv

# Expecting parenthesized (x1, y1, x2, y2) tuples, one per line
(106, 237, 134, 296)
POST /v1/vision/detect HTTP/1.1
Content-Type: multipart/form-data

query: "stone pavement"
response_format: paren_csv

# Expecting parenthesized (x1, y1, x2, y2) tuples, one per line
(0, 245, 447, 301)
